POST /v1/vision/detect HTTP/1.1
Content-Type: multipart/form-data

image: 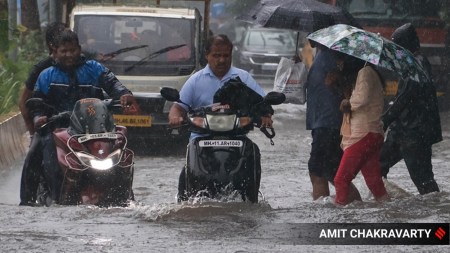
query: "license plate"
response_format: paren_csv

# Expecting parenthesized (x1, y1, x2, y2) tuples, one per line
(113, 114, 152, 127)
(199, 140, 243, 147)
(262, 64, 278, 71)
(78, 133, 119, 143)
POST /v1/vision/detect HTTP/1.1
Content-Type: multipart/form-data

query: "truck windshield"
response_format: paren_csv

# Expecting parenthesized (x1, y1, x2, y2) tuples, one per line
(74, 15, 196, 76)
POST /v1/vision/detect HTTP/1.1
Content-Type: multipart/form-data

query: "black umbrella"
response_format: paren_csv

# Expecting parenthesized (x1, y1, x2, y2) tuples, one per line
(238, 0, 360, 52)
(238, 0, 360, 32)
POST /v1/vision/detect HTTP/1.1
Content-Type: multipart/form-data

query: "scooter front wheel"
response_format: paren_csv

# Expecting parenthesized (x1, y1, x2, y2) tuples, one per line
(244, 175, 259, 203)
(243, 143, 261, 203)
(177, 167, 189, 203)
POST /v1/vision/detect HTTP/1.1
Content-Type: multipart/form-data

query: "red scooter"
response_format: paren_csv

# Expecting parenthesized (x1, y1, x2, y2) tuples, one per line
(27, 98, 135, 206)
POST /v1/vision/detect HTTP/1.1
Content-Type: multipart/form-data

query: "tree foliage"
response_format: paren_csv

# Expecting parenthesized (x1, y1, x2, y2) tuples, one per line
(0, 0, 47, 115)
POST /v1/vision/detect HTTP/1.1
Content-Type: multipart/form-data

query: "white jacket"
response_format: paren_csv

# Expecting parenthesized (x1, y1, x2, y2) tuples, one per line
(341, 65, 384, 150)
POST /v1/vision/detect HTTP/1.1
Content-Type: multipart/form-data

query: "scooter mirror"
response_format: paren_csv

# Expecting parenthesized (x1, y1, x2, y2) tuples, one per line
(160, 87, 180, 102)
(264, 91, 286, 105)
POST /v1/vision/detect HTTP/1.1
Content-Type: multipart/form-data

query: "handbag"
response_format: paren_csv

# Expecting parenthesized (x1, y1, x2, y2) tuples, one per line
(273, 57, 308, 104)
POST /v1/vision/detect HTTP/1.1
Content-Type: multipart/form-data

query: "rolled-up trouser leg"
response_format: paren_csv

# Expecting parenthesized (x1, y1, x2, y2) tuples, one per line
(335, 133, 385, 205)
(359, 134, 387, 200)
(334, 144, 362, 205)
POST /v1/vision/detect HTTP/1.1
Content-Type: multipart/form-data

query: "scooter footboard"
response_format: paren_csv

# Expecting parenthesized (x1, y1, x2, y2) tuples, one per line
(186, 136, 256, 192)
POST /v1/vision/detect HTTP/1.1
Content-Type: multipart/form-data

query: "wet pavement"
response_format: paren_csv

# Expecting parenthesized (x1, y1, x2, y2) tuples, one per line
(0, 103, 449, 252)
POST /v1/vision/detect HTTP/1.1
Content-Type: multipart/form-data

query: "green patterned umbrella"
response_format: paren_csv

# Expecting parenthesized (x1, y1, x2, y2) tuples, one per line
(307, 24, 430, 84)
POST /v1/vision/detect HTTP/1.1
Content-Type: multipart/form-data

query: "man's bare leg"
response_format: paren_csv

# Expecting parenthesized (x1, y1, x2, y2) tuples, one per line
(311, 173, 362, 202)
(310, 174, 330, 200)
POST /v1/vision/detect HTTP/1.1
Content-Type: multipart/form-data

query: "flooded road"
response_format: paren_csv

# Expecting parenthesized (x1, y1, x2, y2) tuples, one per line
(0, 103, 449, 252)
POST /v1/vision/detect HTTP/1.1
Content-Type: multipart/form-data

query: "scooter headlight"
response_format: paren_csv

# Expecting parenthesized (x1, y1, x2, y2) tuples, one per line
(206, 114, 237, 131)
(75, 149, 122, 170)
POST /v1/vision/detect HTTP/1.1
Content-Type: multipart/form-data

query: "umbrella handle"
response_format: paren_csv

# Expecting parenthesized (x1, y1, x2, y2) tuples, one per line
(295, 32, 300, 56)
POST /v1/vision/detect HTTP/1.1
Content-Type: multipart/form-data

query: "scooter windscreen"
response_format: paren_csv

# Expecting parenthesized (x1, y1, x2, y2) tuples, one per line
(68, 98, 116, 135)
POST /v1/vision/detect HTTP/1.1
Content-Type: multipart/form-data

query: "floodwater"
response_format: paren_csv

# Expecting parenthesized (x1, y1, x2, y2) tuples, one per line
(0, 103, 449, 252)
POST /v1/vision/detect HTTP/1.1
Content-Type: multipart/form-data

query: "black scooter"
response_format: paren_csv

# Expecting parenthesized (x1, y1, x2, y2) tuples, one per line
(161, 82, 285, 203)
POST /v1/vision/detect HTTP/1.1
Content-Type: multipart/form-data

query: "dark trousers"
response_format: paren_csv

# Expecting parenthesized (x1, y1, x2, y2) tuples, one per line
(380, 131, 439, 194)
(308, 127, 343, 182)
(20, 133, 43, 204)
(19, 132, 62, 204)
(41, 133, 63, 202)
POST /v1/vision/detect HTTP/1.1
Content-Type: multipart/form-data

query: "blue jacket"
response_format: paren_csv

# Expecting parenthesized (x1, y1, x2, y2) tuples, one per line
(33, 58, 131, 117)
(305, 46, 343, 130)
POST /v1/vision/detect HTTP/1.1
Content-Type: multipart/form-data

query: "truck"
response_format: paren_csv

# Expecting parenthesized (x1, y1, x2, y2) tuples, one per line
(69, 2, 210, 151)
(327, 0, 450, 110)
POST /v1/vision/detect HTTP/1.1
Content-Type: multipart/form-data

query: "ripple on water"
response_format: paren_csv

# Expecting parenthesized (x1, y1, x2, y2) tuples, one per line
(129, 195, 272, 223)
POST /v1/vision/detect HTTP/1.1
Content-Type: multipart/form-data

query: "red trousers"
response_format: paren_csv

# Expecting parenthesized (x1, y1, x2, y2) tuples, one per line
(334, 132, 387, 205)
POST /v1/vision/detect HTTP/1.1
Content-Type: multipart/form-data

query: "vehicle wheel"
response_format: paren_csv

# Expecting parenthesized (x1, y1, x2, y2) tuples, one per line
(177, 167, 189, 203)
(244, 144, 260, 203)
(245, 173, 259, 203)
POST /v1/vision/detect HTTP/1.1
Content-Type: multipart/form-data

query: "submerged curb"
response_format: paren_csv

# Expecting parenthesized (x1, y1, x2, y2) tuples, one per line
(0, 113, 29, 171)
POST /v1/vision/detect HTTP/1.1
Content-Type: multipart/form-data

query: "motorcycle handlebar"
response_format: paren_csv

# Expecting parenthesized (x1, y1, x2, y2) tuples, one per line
(48, 111, 71, 122)
(36, 111, 71, 134)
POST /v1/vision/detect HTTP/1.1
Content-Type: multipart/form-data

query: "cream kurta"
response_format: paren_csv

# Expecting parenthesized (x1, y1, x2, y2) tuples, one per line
(341, 66, 384, 150)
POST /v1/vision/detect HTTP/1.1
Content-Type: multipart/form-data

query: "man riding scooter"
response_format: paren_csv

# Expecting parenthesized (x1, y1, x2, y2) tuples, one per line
(168, 34, 274, 202)
(20, 29, 135, 206)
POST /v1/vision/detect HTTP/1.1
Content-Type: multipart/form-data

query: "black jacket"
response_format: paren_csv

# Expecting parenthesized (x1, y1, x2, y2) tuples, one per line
(382, 54, 442, 145)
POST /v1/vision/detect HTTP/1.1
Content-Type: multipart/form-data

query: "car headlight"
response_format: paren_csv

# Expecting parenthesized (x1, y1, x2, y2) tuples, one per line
(239, 51, 253, 61)
(206, 114, 237, 131)
(75, 149, 122, 170)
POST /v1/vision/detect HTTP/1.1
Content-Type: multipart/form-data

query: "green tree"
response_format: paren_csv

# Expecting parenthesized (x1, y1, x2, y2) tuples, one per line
(21, 0, 40, 31)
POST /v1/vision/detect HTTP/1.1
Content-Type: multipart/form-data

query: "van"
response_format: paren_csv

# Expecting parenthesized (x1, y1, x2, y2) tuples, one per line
(70, 5, 203, 149)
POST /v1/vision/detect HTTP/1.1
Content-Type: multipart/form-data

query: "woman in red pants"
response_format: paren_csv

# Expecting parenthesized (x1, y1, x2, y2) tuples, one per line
(332, 55, 389, 206)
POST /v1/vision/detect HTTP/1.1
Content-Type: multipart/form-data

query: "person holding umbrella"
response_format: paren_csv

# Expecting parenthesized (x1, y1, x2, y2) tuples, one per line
(307, 23, 435, 202)
(238, 1, 363, 202)
(331, 54, 389, 205)
(305, 41, 362, 202)
(380, 23, 442, 195)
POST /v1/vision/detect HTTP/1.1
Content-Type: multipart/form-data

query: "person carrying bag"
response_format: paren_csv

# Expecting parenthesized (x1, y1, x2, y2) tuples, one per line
(273, 56, 308, 104)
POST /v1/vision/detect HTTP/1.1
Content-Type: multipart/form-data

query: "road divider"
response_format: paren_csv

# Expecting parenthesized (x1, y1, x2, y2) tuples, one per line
(0, 113, 29, 171)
